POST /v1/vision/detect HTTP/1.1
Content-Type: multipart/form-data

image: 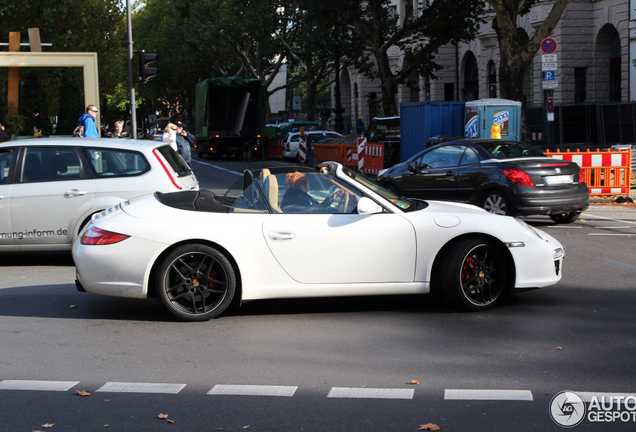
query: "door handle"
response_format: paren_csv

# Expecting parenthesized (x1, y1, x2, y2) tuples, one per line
(446, 171, 456, 176)
(64, 189, 87, 198)
(268, 231, 296, 241)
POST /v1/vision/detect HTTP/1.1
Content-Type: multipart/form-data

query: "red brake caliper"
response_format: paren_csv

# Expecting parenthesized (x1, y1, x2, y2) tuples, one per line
(462, 257, 475, 283)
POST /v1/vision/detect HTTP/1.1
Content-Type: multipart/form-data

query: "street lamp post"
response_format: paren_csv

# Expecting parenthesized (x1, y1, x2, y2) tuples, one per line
(126, 0, 137, 139)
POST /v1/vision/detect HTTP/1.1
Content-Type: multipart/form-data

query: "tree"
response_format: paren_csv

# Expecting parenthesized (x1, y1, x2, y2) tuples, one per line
(488, 0, 569, 140)
(346, 0, 484, 116)
(0, 0, 126, 120)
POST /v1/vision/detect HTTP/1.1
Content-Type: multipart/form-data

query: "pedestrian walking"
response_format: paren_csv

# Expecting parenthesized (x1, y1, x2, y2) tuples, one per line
(32, 108, 49, 137)
(108, 121, 128, 138)
(0, 121, 10, 143)
(175, 121, 193, 165)
(162, 123, 178, 151)
(355, 118, 365, 135)
(78, 105, 99, 137)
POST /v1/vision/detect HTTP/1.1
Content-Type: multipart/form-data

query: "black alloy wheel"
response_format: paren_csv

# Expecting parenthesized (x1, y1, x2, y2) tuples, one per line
(550, 211, 581, 224)
(157, 244, 236, 321)
(438, 238, 509, 311)
(482, 191, 510, 215)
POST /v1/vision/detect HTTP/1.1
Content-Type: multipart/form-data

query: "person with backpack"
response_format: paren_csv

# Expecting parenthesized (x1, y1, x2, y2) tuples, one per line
(77, 105, 99, 137)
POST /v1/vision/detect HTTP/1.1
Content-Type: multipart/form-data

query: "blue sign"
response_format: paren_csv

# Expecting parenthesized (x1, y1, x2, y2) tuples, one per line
(544, 71, 556, 81)
(542, 38, 557, 54)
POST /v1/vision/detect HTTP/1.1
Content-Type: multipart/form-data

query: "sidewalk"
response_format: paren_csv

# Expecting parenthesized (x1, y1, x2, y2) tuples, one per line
(588, 181, 636, 211)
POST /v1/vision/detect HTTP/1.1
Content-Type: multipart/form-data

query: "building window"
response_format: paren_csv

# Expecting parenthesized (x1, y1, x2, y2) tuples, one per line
(610, 35, 621, 102)
(424, 76, 431, 101)
(463, 52, 478, 101)
(488, 61, 497, 98)
(574, 67, 587, 103)
(444, 83, 454, 101)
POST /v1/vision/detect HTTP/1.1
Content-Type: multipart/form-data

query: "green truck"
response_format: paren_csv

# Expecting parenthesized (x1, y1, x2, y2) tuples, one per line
(195, 77, 267, 159)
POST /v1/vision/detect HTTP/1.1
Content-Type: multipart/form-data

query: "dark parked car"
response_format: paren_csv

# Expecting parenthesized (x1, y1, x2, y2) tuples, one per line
(376, 139, 589, 223)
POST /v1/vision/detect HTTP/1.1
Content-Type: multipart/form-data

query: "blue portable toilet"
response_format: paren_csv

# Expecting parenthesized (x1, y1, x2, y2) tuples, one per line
(464, 99, 522, 140)
(400, 101, 466, 161)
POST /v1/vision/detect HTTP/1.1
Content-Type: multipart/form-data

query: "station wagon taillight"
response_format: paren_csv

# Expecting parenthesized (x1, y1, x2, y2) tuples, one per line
(503, 168, 535, 186)
(579, 167, 585, 183)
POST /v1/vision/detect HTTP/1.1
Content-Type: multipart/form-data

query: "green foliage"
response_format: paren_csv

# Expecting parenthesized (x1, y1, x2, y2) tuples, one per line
(0, 0, 126, 128)
(346, 0, 484, 115)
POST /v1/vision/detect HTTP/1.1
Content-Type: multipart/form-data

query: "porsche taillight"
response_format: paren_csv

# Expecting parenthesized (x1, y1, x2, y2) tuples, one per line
(81, 226, 129, 245)
(503, 168, 535, 186)
(579, 167, 586, 184)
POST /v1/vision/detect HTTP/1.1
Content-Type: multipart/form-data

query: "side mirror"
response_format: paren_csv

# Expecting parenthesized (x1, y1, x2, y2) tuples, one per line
(357, 197, 383, 215)
(407, 161, 418, 173)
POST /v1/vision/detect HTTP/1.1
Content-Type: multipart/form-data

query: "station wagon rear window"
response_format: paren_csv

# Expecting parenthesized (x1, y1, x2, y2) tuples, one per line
(85, 148, 150, 178)
(154, 145, 191, 177)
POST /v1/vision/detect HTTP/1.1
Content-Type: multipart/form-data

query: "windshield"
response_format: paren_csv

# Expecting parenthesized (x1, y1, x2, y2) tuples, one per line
(477, 141, 545, 159)
(340, 166, 418, 211)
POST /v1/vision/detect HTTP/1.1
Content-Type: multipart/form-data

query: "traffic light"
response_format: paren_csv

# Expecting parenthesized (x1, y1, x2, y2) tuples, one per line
(137, 50, 158, 83)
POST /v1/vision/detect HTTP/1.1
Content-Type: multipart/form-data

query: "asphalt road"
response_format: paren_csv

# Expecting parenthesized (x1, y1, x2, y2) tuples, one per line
(0, 159, 635, 431)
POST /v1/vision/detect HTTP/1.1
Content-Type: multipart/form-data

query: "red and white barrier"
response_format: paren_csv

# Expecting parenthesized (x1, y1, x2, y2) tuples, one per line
(357, 137, 366, 171)
(298, 135, 307, 163)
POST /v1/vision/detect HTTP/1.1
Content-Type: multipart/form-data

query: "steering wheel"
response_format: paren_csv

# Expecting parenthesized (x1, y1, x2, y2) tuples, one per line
(337, 191, 350, 213)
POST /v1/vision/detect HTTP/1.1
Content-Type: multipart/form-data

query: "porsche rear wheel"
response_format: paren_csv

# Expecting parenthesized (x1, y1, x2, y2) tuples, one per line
(438, 238, 509, 311)
(157, 244, 236, 321)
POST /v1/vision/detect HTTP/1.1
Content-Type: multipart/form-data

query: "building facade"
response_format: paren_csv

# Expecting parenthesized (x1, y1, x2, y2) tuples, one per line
(334, 0, 633, 135)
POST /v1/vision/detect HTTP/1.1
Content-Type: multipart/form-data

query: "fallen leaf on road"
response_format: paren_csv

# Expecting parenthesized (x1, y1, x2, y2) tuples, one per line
(167, 420, 174, 424)
(158, 414, 169, 419)
(41, 424, 55, 429)
(418, 423, 440, 431)
(556, 347, 563, 350)
(243, 426, 251, 429)
(408, 380, 419, 385)
(76, 390, 91, 396)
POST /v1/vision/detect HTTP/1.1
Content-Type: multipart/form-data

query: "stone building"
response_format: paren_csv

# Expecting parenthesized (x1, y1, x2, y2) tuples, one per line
(334, 0, 633, 138)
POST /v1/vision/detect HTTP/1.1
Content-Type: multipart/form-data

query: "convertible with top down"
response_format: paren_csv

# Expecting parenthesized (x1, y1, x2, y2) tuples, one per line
(72, 162, 565, 321)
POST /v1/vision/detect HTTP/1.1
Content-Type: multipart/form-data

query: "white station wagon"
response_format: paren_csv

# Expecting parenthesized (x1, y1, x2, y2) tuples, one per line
(0, 138, 198, 252)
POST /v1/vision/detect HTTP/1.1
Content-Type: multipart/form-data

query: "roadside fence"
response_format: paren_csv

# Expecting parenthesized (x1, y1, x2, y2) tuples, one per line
(546, 147, 632, 196)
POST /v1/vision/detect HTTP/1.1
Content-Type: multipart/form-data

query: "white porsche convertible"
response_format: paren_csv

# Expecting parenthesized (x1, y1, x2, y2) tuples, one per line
(72, 162, 565, 321)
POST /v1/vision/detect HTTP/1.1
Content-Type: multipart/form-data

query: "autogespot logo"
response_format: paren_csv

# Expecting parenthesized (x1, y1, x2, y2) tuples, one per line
(550, 391, 586, 428)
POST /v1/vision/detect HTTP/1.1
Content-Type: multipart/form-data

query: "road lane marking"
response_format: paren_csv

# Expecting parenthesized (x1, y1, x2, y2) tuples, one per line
(444, 389, 533, 401)
(0, 380, 79, 391)
(191, 160, 242, 176)
(547, 225, 582, 228)
(582, 212, 636, 226)
(606, 260, 636, 271)
(327, 387, 414, 399)
(588, 233, 634, 236)
(208, 384, 297, 397)
(95, 382, 186, 394)
(594, 226, 633, 229)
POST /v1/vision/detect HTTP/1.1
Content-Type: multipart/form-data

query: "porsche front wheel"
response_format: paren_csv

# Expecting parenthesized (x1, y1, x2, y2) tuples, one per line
(157, 244, 236, 321)
(438, 239, 509, 311)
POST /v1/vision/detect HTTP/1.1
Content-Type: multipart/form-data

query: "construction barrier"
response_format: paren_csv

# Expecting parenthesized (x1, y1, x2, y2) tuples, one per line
(265, 137, 285, 160)
(313, 142, 385, 175)
(546, 148, 632, 196)
(361, 142, 384, 175)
